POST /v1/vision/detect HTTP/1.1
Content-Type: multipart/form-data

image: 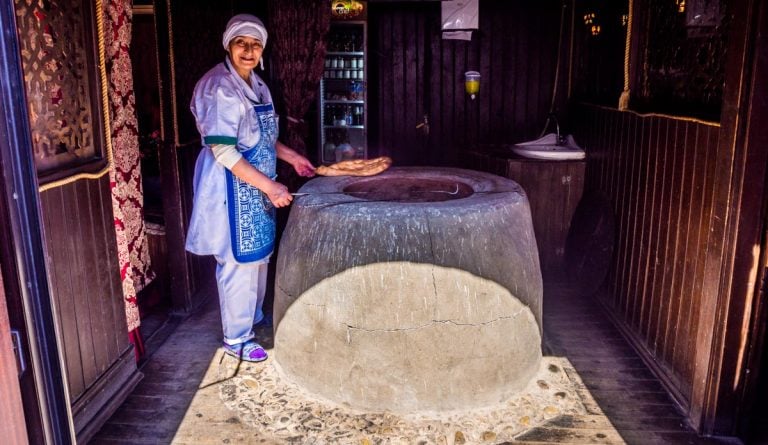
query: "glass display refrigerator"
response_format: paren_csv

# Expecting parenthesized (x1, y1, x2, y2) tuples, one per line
(318, 20, 367, 164)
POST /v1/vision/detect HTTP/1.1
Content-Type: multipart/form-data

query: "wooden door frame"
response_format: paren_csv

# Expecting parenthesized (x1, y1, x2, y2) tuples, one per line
(691, 0, 768, 435)
(0, 0, 75, 442)
(721, 0, 768, 436)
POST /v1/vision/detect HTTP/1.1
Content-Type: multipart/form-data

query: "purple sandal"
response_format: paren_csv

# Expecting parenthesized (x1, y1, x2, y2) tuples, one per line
(222, 340, 268, 362)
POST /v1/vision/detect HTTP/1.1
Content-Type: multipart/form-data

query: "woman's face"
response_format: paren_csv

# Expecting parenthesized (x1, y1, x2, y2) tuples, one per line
(228, 36, 263, 79)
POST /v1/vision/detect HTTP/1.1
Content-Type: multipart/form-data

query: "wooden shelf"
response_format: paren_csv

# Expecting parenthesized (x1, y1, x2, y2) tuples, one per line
(324, 100, 365, 104)
(326, 51, 364, 56)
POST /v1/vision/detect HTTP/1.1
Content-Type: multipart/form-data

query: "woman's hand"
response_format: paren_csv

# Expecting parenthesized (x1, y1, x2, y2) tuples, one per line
(230, 159, 293, 207)
(291, 155, 316, 177)
(276, 141, 315, 177)
(264, 180, 293, 208)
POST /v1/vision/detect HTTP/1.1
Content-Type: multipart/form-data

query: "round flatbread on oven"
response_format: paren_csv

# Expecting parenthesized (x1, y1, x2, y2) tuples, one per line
(316, 156, 392, 177)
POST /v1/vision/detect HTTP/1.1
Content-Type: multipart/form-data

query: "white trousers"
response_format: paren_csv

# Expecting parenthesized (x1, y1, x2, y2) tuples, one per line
(215, 258, 268, 345)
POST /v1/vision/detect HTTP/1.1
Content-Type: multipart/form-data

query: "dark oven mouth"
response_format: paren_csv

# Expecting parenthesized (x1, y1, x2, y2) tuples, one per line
(342, 177, 475, 202)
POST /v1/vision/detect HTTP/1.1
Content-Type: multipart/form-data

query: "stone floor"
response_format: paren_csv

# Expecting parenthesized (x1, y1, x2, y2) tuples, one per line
(89, 283, 740, 445)
(212, 355, 587, 443)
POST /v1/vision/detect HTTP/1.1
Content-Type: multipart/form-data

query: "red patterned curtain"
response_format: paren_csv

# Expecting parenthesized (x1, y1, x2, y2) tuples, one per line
(104, 0, 154, 354)
(268, 0, 331, 184)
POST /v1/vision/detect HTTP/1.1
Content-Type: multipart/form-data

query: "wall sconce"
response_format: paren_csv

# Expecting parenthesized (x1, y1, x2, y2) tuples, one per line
(676, 0, 686, 13)
(464, 71, 480, 100)
(584, 11, 600, 36)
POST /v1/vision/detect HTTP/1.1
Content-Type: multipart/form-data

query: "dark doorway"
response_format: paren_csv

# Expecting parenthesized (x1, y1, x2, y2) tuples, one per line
(129, 3, 173, 349)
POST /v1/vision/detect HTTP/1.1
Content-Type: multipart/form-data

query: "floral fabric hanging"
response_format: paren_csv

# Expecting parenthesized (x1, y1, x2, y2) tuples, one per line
(268, 0, 331, 186)
(104, 0, 154, 338)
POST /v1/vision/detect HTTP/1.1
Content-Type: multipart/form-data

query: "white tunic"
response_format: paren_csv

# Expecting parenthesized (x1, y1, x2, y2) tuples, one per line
(185, 58, 277, 263)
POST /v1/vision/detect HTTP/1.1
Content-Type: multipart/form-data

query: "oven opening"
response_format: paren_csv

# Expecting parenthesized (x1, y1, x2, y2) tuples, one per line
(342, 177, 474, 202)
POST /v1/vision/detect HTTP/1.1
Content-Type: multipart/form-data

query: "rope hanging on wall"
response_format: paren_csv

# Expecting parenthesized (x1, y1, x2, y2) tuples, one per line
(618, 0, 633, 110)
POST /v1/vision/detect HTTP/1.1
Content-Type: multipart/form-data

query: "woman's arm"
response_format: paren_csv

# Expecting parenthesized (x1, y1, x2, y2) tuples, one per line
(276, 141, 316, 177)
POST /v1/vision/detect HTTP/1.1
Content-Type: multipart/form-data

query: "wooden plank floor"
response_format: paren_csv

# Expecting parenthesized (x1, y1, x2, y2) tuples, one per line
(89, 282, 741, 444)
(533, 284, 739, 445)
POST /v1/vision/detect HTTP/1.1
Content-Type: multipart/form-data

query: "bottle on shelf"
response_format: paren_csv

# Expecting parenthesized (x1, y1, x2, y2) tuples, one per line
(345, 106, 353, 126)
(344, 32, 354, 52)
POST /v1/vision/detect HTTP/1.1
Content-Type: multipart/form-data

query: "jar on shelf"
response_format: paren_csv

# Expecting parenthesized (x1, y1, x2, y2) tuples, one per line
(323, 141, 336, 162)
(335, 143, 355, 162)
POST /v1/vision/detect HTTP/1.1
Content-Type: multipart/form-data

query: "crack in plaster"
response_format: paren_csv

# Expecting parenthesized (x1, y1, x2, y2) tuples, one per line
(343, 308, 528, 333)
(424, 212, 441, 322)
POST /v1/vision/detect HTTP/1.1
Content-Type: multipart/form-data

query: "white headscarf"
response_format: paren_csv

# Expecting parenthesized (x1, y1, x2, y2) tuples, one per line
(222, 14, 268, 69)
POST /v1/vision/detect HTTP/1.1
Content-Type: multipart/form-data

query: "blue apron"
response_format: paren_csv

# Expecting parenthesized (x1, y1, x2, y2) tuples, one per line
(225, 103, 278, 263)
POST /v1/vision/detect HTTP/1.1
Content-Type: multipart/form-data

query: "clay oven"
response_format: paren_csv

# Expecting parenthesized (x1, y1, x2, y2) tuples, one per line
(274, 167, 542, 412)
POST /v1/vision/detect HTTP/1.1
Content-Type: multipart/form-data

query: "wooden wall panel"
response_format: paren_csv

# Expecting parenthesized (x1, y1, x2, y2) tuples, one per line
(39, 176, 131, 403)
(370, 4, 431, 166)
(41, 186, 83, 398)
(369, 1, 564, 167)
(39, 176, 141, 441)
(572, 104, 721, 406)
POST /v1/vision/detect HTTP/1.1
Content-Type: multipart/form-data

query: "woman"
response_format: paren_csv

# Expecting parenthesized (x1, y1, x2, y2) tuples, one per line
(185, 14, 315, 362)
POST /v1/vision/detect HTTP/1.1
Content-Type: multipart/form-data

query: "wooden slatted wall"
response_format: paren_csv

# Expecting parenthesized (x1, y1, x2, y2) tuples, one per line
(370, 1, 565, 166)
(39, 177, 130, 402)
(572, 104, 721, 406)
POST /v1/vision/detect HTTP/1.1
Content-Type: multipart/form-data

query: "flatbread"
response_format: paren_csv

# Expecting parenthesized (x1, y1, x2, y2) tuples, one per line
(316, 156, 392, 177)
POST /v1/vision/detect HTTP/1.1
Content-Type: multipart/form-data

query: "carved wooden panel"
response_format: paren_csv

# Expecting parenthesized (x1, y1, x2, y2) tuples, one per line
(14, 0, 103, 176)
